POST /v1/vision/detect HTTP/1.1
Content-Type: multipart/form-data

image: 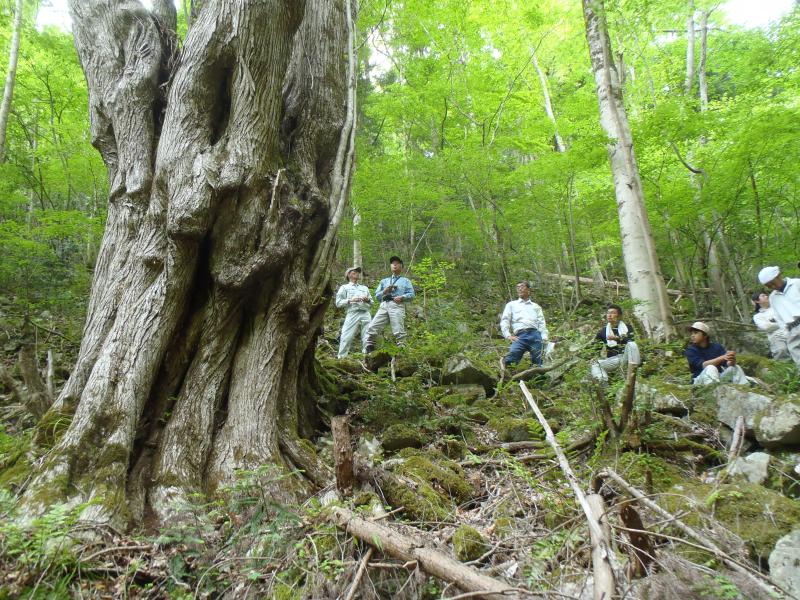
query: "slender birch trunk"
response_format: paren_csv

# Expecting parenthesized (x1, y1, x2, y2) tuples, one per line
(684, 0, 695, 95)
(0, 0, 24, 162)
(352, 206, 362, 267)
(582, 0, 675, 339)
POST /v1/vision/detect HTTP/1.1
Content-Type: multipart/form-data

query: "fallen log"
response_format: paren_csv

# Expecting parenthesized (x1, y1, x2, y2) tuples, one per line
(329, 506, 521, 600)
(519, 382, 618, 600)
(542, 272, 708, 297)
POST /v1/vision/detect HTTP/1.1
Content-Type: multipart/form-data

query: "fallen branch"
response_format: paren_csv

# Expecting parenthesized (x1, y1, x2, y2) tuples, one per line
(542, 272, 709, 297)
(519, 382, 617, 600)
(727, 415, 745, 464)
(510, 356, 573, 381)
(597, 468, 788, 598)
(329, 506, 521, 600)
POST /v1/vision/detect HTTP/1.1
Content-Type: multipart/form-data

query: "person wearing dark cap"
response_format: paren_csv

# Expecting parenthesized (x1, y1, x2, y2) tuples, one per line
(335, 266, 372, 359)
(752, 290, 790, 360)
(364, 256, 415, 352)
(758, 265, 800, 370)
(685, 321, 748, 385)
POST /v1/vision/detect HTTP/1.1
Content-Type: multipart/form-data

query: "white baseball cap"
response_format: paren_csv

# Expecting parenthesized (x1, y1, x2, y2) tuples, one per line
(689, 321, 710, 334)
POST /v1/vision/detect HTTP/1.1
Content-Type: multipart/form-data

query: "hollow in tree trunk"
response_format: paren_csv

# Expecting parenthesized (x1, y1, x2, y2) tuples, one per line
(22, 0, 357, 528)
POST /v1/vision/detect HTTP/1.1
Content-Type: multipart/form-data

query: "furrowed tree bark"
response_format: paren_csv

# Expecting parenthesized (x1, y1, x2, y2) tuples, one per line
(583, 0, 675, 341)
(0, 0, 23, 162)
(22, 0, 357, 528)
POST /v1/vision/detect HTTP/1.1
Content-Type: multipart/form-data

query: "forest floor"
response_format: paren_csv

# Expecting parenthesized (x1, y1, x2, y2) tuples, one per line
(1, 285, 800, 599)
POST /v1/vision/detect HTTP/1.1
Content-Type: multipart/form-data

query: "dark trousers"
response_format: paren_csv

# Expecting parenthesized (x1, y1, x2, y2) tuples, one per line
(504, 329, 543, 367)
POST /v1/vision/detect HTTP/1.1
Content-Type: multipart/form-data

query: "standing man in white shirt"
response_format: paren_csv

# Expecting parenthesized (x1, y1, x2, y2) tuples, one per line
(500, 281, 549, 372)
(335, 266, 372, 359)
(758, 265, 800, 370)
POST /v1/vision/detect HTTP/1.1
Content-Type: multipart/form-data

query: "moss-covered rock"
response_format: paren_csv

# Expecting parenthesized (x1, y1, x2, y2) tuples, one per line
(712, 483, 800, 560)
(487, 416, 543, 443)
(431, 415, 476, 442)
(439, 436, 467, 460)
(755, 395, 800, 448)
(381, 449, 474, 522)
(453, 525, 487, 561)
(382, 423, 429, 452)
(660, 479, 800, 561)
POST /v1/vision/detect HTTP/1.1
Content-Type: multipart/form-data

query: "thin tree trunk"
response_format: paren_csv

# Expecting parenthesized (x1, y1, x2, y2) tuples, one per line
(532, 49, 565, 153)
(0, 0, 24, 162)
(22, 0, 357, 528)
(583, 0, 675, 340)
(749, 160, 763, 264)
(684, 0, 695, 95)
(699, 10, 709, 110)
(352, 206, 362, 267)
(566, 180, 582, 303)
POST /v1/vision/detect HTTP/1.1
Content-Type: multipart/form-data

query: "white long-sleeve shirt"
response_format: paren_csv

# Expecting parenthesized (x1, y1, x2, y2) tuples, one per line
(753, 307, 782, 333)
(500, 298, 549, 340)
(335, 282, 372, 313)
(768, 278, 800, 327)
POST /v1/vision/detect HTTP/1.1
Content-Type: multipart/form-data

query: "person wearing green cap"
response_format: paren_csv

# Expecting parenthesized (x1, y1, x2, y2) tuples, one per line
(335, 266, 372, 359)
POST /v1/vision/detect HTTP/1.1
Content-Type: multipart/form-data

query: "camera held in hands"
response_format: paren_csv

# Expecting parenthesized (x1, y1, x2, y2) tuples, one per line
(382, 284, 396, 302)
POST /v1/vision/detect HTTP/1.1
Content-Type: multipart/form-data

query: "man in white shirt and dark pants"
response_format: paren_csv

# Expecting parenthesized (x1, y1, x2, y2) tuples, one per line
(500, 281, 549, 372)
(758, 265, 800, 371)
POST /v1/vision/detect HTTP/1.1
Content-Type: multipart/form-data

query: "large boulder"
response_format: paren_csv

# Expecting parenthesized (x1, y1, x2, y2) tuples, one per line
(728, 452, 771, 485)
(637, 383, 690, 416)
(714, 385, 772, 435)
(442, 355, 497, 393)
(755, 396, 800, 448)
(769, 529, 800, 594)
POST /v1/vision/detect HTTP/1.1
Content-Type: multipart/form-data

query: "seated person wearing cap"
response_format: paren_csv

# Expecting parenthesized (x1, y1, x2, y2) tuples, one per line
(335, 266, 372, 359)
(758, 265, 800, 371)
(590, 304, 641, 385)
(685, 321, 748, 386)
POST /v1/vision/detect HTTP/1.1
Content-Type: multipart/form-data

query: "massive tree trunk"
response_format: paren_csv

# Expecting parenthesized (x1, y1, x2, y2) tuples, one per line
(0, 0, 24, 162)
(583, 0, 675, 340)
(22, 0, 356, 528)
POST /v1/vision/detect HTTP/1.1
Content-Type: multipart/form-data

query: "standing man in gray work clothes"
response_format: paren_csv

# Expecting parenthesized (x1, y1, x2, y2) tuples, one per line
(365, 256, 415, 352)
(758, 265, 800, 370)
(335, 266, 372, 359)
(500, 281, 549, 373)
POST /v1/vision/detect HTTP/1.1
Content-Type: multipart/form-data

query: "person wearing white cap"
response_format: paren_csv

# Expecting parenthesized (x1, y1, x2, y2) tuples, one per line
(685, 321, 748, 385)
(758, 265, 800, 370)
(335, 266, 373, 359)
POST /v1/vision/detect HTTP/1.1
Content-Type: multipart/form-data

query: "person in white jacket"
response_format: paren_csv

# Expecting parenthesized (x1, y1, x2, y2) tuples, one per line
(335, 267, 373, 359)
(758, 265, 800, 370)
(752, 290, 790, 360)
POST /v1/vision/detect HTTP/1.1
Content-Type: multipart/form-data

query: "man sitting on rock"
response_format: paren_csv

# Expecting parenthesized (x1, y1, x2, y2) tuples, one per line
(758, 265, 800, 371)
(685, 321, 748, 385)
(590, 304, 641, 385)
